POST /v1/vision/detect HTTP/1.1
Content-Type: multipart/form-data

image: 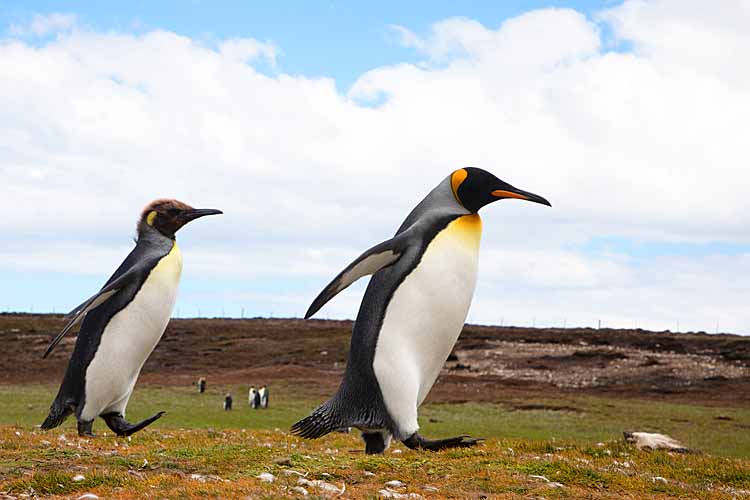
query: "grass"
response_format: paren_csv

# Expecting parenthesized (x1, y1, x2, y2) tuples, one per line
(0, 384, 749, 498)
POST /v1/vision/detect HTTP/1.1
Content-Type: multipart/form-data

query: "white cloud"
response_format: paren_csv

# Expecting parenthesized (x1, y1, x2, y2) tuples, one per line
(9, 13, 77, 37)
(1, 1, 749, 332)
(219, 38, 278, 66)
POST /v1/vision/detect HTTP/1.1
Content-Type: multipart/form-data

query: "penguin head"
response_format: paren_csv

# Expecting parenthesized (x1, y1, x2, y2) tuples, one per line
(138, 199, 223, 238)
(450, 167, 551, 213)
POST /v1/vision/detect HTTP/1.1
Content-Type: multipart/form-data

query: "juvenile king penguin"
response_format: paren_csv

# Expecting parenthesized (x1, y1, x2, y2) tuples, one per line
(41, 199, 222, 437)
(292, 168, 550, 453)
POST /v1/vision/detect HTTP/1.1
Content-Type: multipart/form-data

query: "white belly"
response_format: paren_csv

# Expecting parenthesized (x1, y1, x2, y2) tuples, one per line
(82, 244, 182, 420)
(373, 215, 481, 436)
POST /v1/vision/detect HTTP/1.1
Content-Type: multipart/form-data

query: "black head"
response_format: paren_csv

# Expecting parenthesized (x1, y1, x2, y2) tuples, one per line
(450, 167, 551, 213)
(138, 198, 222, 239)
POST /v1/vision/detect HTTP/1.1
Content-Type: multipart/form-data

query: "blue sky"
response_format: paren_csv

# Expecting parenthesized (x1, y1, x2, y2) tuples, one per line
(1, 0, 749, 333)
(1, 0, 611, 89)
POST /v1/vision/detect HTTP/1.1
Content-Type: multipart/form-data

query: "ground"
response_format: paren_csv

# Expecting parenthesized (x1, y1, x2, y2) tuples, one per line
(0, 315, 748, 498)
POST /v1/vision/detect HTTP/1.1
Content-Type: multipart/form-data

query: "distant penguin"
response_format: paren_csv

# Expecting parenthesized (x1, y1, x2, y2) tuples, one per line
(248, 386, 260, 409)
(292, 168, 550, 453)
(41, 199, 222, 437)
(198, 377, 207, 394)
(224, 393, 233, 411)
(259, 385, 268, 409)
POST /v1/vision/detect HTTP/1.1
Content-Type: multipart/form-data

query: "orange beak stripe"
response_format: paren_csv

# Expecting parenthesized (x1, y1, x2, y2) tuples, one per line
(491, 190, 530, 200)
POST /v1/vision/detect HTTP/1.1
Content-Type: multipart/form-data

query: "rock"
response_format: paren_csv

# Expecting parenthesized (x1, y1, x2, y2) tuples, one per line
(291, 486, 309, 496)
(282, 469, 306, 477)
(256, 472, 275, 483)
(652, 476, 668, 484)
(72, 474, 85, 482)
(76, 495, 99, 500)
(189, 473, 225, 483)
(529, 474, 564, 488)
(377, 490, 424, 499)
(298, 478, 345, 495)
(623, 432, 692, 453)
(423, 485, 439, 492)
(391, 449, 402, 454)
(273, 456, 292, 466)
(362, 471, 376, 477)
(385, 480, 405, 488)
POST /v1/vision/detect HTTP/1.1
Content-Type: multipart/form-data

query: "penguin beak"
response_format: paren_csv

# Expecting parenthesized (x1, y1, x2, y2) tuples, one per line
(491, 187, 551, 207)
(181, 208, 223, 223)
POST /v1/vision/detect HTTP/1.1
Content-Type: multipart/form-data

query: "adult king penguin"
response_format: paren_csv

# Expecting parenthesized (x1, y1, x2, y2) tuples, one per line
(292, 168, 550, 454)
(41, 199, 222, 437)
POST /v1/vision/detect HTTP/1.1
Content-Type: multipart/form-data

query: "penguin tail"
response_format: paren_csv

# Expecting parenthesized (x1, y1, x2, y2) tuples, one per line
(40, 400, 71, 430)
(291, 402, 344, 439)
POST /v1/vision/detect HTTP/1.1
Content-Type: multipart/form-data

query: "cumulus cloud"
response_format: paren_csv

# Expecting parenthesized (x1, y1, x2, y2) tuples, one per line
(1, 1, 749, 332)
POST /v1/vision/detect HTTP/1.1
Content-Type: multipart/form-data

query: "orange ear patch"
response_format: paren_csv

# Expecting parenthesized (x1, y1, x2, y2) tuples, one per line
(451, 168, 468, 203)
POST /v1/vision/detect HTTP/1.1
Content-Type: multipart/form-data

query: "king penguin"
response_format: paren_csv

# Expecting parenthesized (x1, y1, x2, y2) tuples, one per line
(292, 168, 550, 453)
(41, 199, 222, 437)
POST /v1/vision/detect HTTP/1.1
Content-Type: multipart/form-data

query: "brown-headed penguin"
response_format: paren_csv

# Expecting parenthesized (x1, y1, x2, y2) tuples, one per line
(41, 199, 222, 437)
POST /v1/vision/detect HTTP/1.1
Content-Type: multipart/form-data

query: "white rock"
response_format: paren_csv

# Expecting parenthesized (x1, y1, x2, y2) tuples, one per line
(291, 486, 309, 496)
(624, 432, 690, 452)
(72, 474, 85, 482)
(385, 480, 405, 488)
(298, 478, 345, 495)
(377, 490, 424, 499)
(652, 476, 668, 484)
(256, 472, 275, 483)
(76, 495, 99, 500)
(423, 485, 439, 492)
(282, 469, 307, 477)
(391, 449, 402, 454)
(362, 471, 376, 477)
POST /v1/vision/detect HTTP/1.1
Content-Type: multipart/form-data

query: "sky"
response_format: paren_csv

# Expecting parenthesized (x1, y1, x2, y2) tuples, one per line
(1, 0, 748, 334)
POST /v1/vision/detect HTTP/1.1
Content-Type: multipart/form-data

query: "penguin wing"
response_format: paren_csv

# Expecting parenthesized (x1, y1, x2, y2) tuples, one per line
(42, 264, 142, 358)
(305, 228, 418, 319)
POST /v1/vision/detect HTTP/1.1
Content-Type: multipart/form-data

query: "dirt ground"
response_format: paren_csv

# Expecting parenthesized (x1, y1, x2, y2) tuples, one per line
(2, 314, 749, 406)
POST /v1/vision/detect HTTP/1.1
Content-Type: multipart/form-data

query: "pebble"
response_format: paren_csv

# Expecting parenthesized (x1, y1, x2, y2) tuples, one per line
(72, 474, 85, 482)
(385, 480, 405, 488)
(274, 457, 292, 466)
(362, 471, 376, 477)
(377, 490, 424, 499)
(290, 486, 309, 496)
(256, 472, 275, 483)
(652, 476, 668, 484)
(76, 495, 98, 500)
(298, 478, 345, 495)
(282, 469, 306, 477)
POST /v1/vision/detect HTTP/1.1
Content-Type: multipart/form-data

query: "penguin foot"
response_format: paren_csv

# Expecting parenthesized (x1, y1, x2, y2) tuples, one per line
(402, 433, 483, 451)
(101, 411, 166, 437)
(362, 431, 392, 454)
(77, 419, 96, 438)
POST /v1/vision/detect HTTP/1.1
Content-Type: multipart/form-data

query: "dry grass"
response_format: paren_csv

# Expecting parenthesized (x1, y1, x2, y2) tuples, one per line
(1, 426, 748, 499)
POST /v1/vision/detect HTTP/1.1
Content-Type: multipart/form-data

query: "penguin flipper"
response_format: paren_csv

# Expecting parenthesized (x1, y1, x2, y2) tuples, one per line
(305, 229, 418, 319)
(42, 265, 140, 358)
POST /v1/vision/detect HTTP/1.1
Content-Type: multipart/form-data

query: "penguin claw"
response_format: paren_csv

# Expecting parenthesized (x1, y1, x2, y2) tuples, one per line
(102, 410, 166, 437)
(402, 432, 484, 451)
